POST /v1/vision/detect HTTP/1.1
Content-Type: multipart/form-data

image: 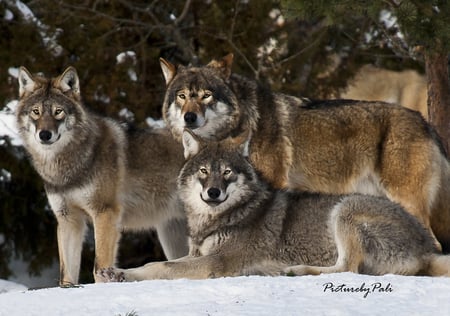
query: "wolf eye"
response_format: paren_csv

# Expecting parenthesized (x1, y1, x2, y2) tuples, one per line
(199, 167, 208, 174)
(177, 93, 186, 100)
(54, 108, 65, 119)
(32, 108, 40, 115)
(202, 92, 212, 100)
(223, 169, 232, 176)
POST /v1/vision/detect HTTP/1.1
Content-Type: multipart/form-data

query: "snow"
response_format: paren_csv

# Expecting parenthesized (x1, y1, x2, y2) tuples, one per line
(12, 0, 63, 57)
(116, 51, 138, 81)
(8, 67, 19, 78)
(379, 10, 397, 29)
(0, 101, 22, 146)
(146, 117, 166, 129)
(0, 168, 12, 183)
(119, 108, 136, 122)
(3, 9, 14, 21)
(1, 273, 450, 315)
(7, 258, 59, 289)
(379, 9, 405, 41)
(0, 280, 27, 294)
(116, 51, 137, 65)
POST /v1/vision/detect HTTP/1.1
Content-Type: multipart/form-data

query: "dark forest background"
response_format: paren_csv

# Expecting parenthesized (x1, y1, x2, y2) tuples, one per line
(1, 0, 449, 285)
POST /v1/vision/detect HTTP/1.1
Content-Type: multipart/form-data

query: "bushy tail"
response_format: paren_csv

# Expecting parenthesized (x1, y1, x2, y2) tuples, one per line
(428, 254, 450, 277)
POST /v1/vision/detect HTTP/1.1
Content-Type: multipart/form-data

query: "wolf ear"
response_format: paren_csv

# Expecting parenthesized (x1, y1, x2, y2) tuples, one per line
(240, 135, 250, 158)
(54, 66, 80, 95)
(160, 58, 177, 85)
(18, 67, 37, 98)
(182, 129, 204, 159)
(207, 53, 234, 79)
(229, 130, 251, 158)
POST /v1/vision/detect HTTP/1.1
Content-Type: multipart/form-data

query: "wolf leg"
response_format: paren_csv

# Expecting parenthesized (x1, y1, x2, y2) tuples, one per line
(386, 194, 442, 251)
(283, 235, 362, 276)
(92, 206, 122, 283)
(56, 211, 87, 286)
(380, 144, 442, 250)
(284, 264, 346, 276)
(285, 200, 366, 277)
(156, 218, 189, 259)
(427, 254, 450, 276)
(284, 233, 358, 276)
(97, 254, 227, 281)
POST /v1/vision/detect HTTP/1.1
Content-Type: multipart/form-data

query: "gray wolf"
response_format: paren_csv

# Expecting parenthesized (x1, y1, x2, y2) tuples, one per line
(16, 66, 188, 285)
(339, 65, 428, 119)
(159, 54, 450, 251)
(96, 130, 450, 281)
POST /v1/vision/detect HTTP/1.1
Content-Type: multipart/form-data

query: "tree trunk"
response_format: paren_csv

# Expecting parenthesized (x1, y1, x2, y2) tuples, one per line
(425, 49, 450, 155)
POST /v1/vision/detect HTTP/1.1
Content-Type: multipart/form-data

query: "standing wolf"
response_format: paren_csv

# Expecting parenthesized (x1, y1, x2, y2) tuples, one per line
(16, 67, 188, 285)
(159, 54, 450, 251)
(97, 131, 450, 282)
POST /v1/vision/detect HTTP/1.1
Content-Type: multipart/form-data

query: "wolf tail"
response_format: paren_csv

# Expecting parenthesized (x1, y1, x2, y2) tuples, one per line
(427, 254, 450, 277)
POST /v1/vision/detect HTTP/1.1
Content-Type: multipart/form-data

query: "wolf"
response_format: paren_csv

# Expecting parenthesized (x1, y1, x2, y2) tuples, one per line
(96, 130, 450, 282)
(159, 54, 450, 251)
(16, 66, 189, 286)
(339, 65, 428, 119)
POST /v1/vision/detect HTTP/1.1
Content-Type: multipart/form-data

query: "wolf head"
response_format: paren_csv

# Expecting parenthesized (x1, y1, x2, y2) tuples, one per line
(160, 54, 242, 142)
(16, 67, 86, 153)
(178, 129, 261, 215)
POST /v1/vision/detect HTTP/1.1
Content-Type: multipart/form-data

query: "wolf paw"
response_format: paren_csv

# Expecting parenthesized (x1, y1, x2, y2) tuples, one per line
(96, 267, 126, 283)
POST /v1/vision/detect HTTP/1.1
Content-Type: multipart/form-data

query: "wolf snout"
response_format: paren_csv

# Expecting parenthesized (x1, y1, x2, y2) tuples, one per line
(184, 112, 197, 125)
(39, 130, 53, 142)
(202, 187, 227, 205)
(207, 187, 221, 199)
(37, 129, 60, 145)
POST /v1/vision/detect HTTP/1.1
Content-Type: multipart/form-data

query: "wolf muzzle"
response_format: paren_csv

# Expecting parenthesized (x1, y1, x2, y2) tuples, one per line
(37, 129, 60, 145)
(202, 187, 227, 205)
(39, 130, 53, 142)
(184, 112, 198, 126)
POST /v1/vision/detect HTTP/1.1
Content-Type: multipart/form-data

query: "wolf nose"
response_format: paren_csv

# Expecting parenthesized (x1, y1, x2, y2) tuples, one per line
(207, 187, 221, 199)
(39, 130, 52, 142)
(184, 112, 197, 124)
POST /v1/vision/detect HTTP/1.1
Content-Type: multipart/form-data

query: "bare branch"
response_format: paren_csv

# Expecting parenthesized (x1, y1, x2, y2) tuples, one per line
(174, 0, 192, 26)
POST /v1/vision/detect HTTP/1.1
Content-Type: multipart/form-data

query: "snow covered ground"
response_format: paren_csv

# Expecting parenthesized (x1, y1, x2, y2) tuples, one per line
(1, 273, 450, 315)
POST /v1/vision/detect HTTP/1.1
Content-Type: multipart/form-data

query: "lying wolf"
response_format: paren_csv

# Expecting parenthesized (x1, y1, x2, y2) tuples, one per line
(16, 67, 188, 285)
(159, 54, 450, 251)
(96, 130, 450, 281)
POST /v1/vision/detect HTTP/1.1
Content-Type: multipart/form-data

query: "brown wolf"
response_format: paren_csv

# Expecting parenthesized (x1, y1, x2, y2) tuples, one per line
(339, 65, 428, 119)
(96, 131, 450, 282)
(159, 54, 450, 251)
(16, 67, 188, 285)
